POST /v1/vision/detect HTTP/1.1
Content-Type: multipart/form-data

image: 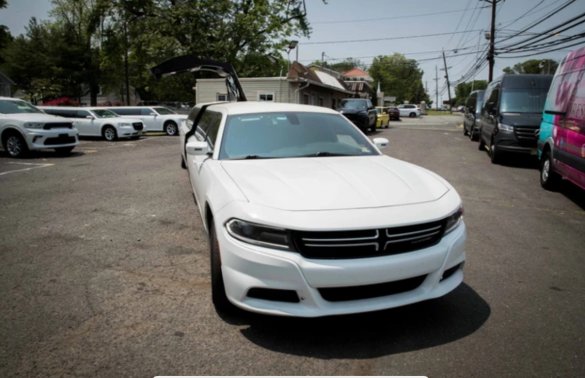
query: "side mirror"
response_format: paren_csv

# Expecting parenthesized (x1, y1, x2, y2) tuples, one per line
(186, 140, 211, 156)
(372, 137, 389, 150)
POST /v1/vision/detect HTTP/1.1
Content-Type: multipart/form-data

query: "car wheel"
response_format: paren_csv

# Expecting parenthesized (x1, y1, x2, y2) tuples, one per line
(478, 130, 486, 151)
(409, 112, 416, 118)
(489, 137, 503, 164)
(164, 121, 178, 136)
(102, 126, 117, 141)
(55, 146, 74, 156)
(470, 128, 478, 141)
(540, 150, 561, 190)
(209, 221, 237, 315)
(463, 125, 469, 136)
(4, 132, 29, 158)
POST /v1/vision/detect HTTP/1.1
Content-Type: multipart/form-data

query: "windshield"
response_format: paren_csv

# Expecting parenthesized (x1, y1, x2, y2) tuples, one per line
(501, 88, 548, 113)
(0, 99, 44, 114)
(91, 109, 119, 118)
(153, 106, 176, 115)
(219, 112, 379, 160)
(339, 99, 366, 110)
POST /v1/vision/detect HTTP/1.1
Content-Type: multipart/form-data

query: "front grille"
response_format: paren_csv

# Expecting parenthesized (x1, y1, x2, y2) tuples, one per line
(514, 126, 538, 147)
(318, 275, 427, 302)
(132, 122, 143, 131)
(44, 136, 76, 145)
(292, 220, 445, 259)
(43, 122, 73, 130)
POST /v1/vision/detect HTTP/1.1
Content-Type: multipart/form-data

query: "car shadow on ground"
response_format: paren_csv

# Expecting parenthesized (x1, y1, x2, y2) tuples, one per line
(554, 181, 585, 210)
(224, 283, 490, 359)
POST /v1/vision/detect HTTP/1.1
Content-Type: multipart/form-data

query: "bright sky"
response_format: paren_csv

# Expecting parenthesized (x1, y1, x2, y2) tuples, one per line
(2, 0, 585, 104)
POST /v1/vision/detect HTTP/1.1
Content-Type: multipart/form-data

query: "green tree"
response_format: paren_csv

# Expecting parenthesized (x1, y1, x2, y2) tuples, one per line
(454, 80, 488, 106)
(369, 53, 430, 104)
(502, 59, 558, 75)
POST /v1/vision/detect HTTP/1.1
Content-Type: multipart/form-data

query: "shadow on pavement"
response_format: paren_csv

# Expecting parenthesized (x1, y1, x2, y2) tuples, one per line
(233, 283, 489, 359)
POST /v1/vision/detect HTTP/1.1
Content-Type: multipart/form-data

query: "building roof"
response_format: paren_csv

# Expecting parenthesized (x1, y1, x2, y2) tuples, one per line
(288, 62, 352, 94)
(342, 67, 372, 81)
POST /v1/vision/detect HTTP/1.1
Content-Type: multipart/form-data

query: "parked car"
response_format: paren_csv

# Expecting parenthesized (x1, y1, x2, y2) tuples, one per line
(538, 47, 585, 191)
(397, 104, 421, 118)
(0, 97, 79, 158)
(180, 101, 466, 317)
(478, 74, 553, 164)
(388, 106, 400, 121)
(106, 106, 187, 136)
(375, 106, 389, 128)
(463, 90, 485, 141)
(40, 106, 144, 141)
(338, 98, 376, 133)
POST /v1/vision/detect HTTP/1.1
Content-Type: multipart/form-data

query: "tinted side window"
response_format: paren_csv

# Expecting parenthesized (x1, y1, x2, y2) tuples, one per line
(110, 108, 140, 116)
(197, 111, 222, 147)
(483, 84, 500, 114)
(45, 109, 77, 118)
(141, 108, 154, 116)
(77, 110, 91, 117)
(186, 106, 201, 131)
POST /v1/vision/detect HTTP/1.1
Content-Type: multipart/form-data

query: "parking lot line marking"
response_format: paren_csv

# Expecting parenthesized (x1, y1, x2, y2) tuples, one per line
(0, 162, 54, 176)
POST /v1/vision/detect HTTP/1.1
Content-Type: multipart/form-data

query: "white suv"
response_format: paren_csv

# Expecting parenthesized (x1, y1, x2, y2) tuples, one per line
(397, 104, 421, 118)
(106, 106, 187, 135)
(0, 97, 79, 158)
(40, 106, 144, 141)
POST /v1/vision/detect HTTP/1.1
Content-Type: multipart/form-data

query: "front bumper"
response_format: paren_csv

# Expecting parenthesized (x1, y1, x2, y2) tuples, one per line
(25, 129, 79, 150)
(118, 125, 142, 138)
(216, 219, 466, 317)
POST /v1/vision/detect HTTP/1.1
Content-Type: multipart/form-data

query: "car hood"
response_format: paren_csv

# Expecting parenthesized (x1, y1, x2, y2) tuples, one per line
(500, 112, 542, 127)
(220, 156, 449, 211)
(0, 112, 69, 122)
(339, 108, 366, 115)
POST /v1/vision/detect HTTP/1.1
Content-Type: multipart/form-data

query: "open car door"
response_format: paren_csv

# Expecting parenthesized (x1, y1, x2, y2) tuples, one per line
(150, 56, 247, 102)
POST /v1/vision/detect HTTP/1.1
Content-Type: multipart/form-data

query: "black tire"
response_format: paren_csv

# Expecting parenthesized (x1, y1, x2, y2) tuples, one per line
(164, 121, 178, 136)
(489, 137, 503, 164)
(209, 221, 237, 315)
(181, 156, 186, 169)
(102, 126, 117, 141)
(470, 128, 479, 141)
(463, 124, 469, 136)
(540, 150, 561, 190)
(3, 132, 29, 158)
(409, 112, 416, 118)
(478, 131, 486, 151)
(55, 146, 74, 156)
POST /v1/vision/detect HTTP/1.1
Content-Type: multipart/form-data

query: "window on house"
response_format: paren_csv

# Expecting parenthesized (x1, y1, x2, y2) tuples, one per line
(217, 93, 227, 101)
(318, 97, 324, 107)
(258, 93, 275, 102)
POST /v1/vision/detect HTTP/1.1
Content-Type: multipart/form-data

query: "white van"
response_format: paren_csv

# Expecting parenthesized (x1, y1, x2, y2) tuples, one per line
(106, 106, 187, 136)
(40, 106, 144, 141)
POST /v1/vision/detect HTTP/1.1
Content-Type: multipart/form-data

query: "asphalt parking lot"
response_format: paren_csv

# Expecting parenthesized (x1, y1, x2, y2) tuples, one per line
(1, 115, 584, 377)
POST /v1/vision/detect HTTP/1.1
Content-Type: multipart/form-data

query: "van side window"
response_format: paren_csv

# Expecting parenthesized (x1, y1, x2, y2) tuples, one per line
(484, 85, 499, 114)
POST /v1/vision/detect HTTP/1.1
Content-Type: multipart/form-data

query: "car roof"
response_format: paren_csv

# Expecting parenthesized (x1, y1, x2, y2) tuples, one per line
(205, 101, 340, 116)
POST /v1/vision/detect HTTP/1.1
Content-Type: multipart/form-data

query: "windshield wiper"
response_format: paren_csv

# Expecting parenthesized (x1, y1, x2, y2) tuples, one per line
(233, 155, 276, 160)
(301, 152, 353, 157)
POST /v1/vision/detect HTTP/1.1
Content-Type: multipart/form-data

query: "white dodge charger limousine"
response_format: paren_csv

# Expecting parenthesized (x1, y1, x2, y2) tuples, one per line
(180, 101, 466, 317)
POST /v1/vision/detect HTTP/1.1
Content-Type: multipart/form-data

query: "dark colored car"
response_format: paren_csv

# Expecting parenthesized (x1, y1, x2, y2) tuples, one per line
(478, 74, 553, 164)
(463, 90, 485, 141)
(388, 107, 400, 121)
(338, 98, 376, 133)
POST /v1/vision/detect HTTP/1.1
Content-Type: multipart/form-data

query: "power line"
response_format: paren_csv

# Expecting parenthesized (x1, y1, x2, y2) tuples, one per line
(300, 29, 483, 46)
(311, 6, 489, 25)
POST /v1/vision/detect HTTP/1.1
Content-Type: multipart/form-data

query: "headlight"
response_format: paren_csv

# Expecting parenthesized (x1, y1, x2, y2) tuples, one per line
(498, 123, 514, 133)
(444, 207, 464, 235)
(225, 219, 292, 251)
(24, 122, 44, 129)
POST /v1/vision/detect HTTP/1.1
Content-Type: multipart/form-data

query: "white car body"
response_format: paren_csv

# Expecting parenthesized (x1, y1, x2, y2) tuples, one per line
(106, 106, 187, 135)
(181, 101, 465, 317)
(397, 104, 421, 118)
(0, 97, 79, 158)
(39, 106, 144, 141)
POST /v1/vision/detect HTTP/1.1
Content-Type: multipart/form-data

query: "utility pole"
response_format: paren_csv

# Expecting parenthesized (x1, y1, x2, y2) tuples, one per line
(441, 50, 452, 114)
(434, 66, 439, 110)
(484, 0, 502, 83)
